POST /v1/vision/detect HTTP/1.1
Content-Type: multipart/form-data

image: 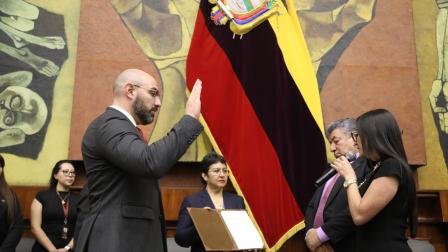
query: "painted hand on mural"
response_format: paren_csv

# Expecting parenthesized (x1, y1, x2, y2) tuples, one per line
(0, 42, 60, 77)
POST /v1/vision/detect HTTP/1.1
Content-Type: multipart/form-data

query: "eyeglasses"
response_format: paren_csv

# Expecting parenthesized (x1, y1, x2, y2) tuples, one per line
(209, 168, 229, 175)
(351, 131, 359, 142)
(61, 170, 76, 176)
(132, 84, 159, 98)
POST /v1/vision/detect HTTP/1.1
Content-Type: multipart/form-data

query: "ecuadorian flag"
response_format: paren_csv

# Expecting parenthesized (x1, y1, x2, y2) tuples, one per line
(186, 0, 327, 250)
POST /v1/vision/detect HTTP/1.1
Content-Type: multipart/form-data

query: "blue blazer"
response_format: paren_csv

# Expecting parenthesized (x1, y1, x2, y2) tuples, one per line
(175, 189, 245, 252)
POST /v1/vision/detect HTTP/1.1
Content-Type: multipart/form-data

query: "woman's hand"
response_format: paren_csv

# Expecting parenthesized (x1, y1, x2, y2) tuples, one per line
(330, 156, 356, 180)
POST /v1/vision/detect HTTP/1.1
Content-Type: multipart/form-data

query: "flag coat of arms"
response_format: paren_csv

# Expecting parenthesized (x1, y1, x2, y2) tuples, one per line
(187, 0, 327, 250)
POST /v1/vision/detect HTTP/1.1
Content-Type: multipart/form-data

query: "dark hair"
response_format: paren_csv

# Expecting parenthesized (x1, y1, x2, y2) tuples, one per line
(326, 118, 357, 139)
(356, 109, 417, 237)
(199, 152, 226, 186)
(49, 160, 74, 188)
(0, 154, 16, 224)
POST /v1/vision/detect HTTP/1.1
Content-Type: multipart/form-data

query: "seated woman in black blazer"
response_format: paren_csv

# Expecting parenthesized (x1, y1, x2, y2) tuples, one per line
(175, 152, 245, 252)
(0, 154, 24, 252)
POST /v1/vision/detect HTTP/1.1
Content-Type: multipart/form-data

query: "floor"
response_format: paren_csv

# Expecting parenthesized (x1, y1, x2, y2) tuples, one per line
(16, 237, 189, 252)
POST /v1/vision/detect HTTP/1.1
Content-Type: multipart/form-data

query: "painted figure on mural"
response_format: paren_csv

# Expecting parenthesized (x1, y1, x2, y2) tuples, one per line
(109, 0, 376, 160)
(0, 0, 68, 159)
(429, 0, 448, 166)
(294, 0, 377, 89)
(0, 76, 48, 148)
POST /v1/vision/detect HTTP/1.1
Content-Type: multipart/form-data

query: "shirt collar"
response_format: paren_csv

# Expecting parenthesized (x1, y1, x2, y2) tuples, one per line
(109, 105, 137, 127)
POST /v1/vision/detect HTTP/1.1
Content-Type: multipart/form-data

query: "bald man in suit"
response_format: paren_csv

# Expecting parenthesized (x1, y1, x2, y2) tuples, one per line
(75, 69, 203, 252)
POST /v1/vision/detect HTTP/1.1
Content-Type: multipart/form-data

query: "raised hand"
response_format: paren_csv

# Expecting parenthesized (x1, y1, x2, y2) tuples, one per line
(185, 79, 202, 119)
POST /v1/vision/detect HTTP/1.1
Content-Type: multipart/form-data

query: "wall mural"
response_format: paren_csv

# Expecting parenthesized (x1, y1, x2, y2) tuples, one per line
(430, 0, 448, 166)
(1, 0, 435, 187)
(413, 0, 448, 189)
(0, 0, 79, 185)
(0, 0, 68, 159)
(108, 0, 376, 161)
(295, 0, 376, 89)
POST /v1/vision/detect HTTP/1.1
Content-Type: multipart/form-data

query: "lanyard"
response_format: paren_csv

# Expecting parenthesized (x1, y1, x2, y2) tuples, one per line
(55, 189, 70, 223)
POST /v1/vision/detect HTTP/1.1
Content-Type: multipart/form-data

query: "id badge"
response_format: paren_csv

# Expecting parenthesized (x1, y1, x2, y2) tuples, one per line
(61, 225, 68, 240)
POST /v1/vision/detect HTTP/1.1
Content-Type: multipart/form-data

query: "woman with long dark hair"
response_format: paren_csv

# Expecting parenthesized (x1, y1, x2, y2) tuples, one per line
(30, 160, 80, 252)
(175, 152, 245, 252)
(0, 154, 24, 251)
(332, 109, 417, 252)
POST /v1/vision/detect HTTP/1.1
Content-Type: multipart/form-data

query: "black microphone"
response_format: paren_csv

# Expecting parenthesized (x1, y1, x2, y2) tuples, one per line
(314, 151, 357, 187)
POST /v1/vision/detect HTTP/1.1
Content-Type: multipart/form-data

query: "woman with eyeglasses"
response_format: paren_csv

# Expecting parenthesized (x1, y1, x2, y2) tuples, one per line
(30, 160, 80, 252)
(332, 109, 417, 252)
(175, 152, 245, 252)
(0, 154, 24, 252)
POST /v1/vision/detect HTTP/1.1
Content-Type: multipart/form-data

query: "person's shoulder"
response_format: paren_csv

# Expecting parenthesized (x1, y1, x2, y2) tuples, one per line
(35, 188, 53, 202)
(375, 157, 405, 179)
(88, 108, 129, 128)
(381, 157, 402, 167)
(184, 190, 205, 201)
(36, 188, 52, 196)
(224, 192, 244, 202)
(181, 190, 206, 208)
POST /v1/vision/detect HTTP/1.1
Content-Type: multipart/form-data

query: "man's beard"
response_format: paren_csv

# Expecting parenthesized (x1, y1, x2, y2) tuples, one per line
(133, 95, 154, 125)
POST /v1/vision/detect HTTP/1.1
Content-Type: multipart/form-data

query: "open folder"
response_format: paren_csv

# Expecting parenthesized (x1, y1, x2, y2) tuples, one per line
(187, 208, 264, 251)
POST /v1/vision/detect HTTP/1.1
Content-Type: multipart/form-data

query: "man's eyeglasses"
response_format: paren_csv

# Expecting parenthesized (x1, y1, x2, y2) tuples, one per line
(132, 84, 159, 98)
(209, 168, 229, 175)
(61, 170, 76, 176)
(351, 131, 359, 142)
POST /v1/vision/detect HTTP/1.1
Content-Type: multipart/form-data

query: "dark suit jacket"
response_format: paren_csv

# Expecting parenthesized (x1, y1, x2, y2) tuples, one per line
(75, 107, 203, 252)
(175, 189, 245, 252)
(0, 193, 24, 252)
(305, 158, 368, 252)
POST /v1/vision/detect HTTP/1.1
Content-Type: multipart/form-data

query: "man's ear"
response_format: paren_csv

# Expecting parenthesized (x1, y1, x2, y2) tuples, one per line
(124, 83, 135, 99)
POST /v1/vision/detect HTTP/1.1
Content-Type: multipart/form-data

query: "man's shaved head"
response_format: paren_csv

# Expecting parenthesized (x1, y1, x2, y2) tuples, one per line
(113, 69, 157, 96)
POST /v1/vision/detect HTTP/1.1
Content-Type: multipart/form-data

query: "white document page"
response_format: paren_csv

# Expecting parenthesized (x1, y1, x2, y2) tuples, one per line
(220, 210, 264, 250)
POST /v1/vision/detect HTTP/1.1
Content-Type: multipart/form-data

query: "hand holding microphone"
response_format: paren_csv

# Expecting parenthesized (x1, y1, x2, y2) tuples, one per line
(331, 153, 357, 181)
(314, 151, 357, 187)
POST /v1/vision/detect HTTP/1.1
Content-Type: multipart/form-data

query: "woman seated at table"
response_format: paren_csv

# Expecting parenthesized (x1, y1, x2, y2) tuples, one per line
(175, 152, 245, 252)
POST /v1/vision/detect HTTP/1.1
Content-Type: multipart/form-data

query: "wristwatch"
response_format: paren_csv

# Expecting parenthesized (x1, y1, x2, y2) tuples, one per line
(64, 245, 72, 251)
(343, 178, 357, 189)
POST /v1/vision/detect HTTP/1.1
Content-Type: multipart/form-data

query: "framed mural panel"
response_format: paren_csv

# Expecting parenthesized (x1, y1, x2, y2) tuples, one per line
(0, 0, 80, 185)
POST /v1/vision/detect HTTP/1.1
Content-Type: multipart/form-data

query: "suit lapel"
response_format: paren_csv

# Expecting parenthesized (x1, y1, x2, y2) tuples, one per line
(223, 193, 232, 209)
(325, 176, 344, 208)
(199, 189, 215, 209)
